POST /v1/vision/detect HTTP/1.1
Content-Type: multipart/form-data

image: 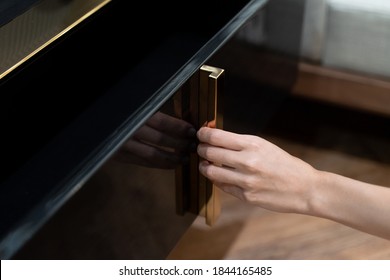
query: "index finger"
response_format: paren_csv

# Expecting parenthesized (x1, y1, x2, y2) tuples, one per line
(197, 127, 245, 151)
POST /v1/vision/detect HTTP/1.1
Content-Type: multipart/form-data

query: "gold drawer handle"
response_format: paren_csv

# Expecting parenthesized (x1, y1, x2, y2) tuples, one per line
(175, 64, 225, 226)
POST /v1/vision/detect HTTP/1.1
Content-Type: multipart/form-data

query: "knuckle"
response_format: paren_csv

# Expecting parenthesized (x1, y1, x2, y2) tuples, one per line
(250, 140, 262, 150)
(242, 157, 260, 173)
(244, 192, 258, 204)
(242, 176, 257, 190)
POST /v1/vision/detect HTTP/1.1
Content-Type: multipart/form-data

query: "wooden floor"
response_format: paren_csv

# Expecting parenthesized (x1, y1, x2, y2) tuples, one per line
(167, 95, 390, 260)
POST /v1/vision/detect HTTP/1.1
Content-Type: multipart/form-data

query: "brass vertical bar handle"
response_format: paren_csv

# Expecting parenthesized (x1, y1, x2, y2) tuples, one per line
(175, 64, 224, 226)
(199, 65, 224, 226)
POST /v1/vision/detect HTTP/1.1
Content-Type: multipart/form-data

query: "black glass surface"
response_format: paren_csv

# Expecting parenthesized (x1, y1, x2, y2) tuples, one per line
(0, 0, 270, 259)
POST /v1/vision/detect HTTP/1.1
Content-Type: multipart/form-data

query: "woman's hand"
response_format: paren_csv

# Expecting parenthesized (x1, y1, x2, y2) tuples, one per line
(197, 127, 319, 214)
(197, 127, 390, 240)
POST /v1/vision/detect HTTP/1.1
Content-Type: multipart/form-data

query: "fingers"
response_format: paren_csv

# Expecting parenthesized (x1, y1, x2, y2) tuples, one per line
(214, 182, 245, 201)
(199, 160, 243, 187)
(197, 144, 240, 168)
(199, 161, 246, 201)
(197, 127, 248, 168)
(197, 127, 245, 151)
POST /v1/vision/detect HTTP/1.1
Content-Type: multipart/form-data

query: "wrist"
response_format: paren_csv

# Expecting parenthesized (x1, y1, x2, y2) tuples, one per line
(306, 169, 336, 219)
(307, 169, 359, 222)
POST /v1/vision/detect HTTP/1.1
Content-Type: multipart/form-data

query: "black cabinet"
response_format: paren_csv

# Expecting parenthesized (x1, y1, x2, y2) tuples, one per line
(1, 0, 303, 259)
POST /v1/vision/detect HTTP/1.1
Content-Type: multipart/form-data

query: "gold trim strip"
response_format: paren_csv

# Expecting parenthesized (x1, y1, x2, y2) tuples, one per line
(0, 0, 111, 80)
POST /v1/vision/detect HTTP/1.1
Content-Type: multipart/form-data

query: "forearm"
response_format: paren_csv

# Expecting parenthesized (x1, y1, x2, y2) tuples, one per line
(309, 170, 390, 240)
